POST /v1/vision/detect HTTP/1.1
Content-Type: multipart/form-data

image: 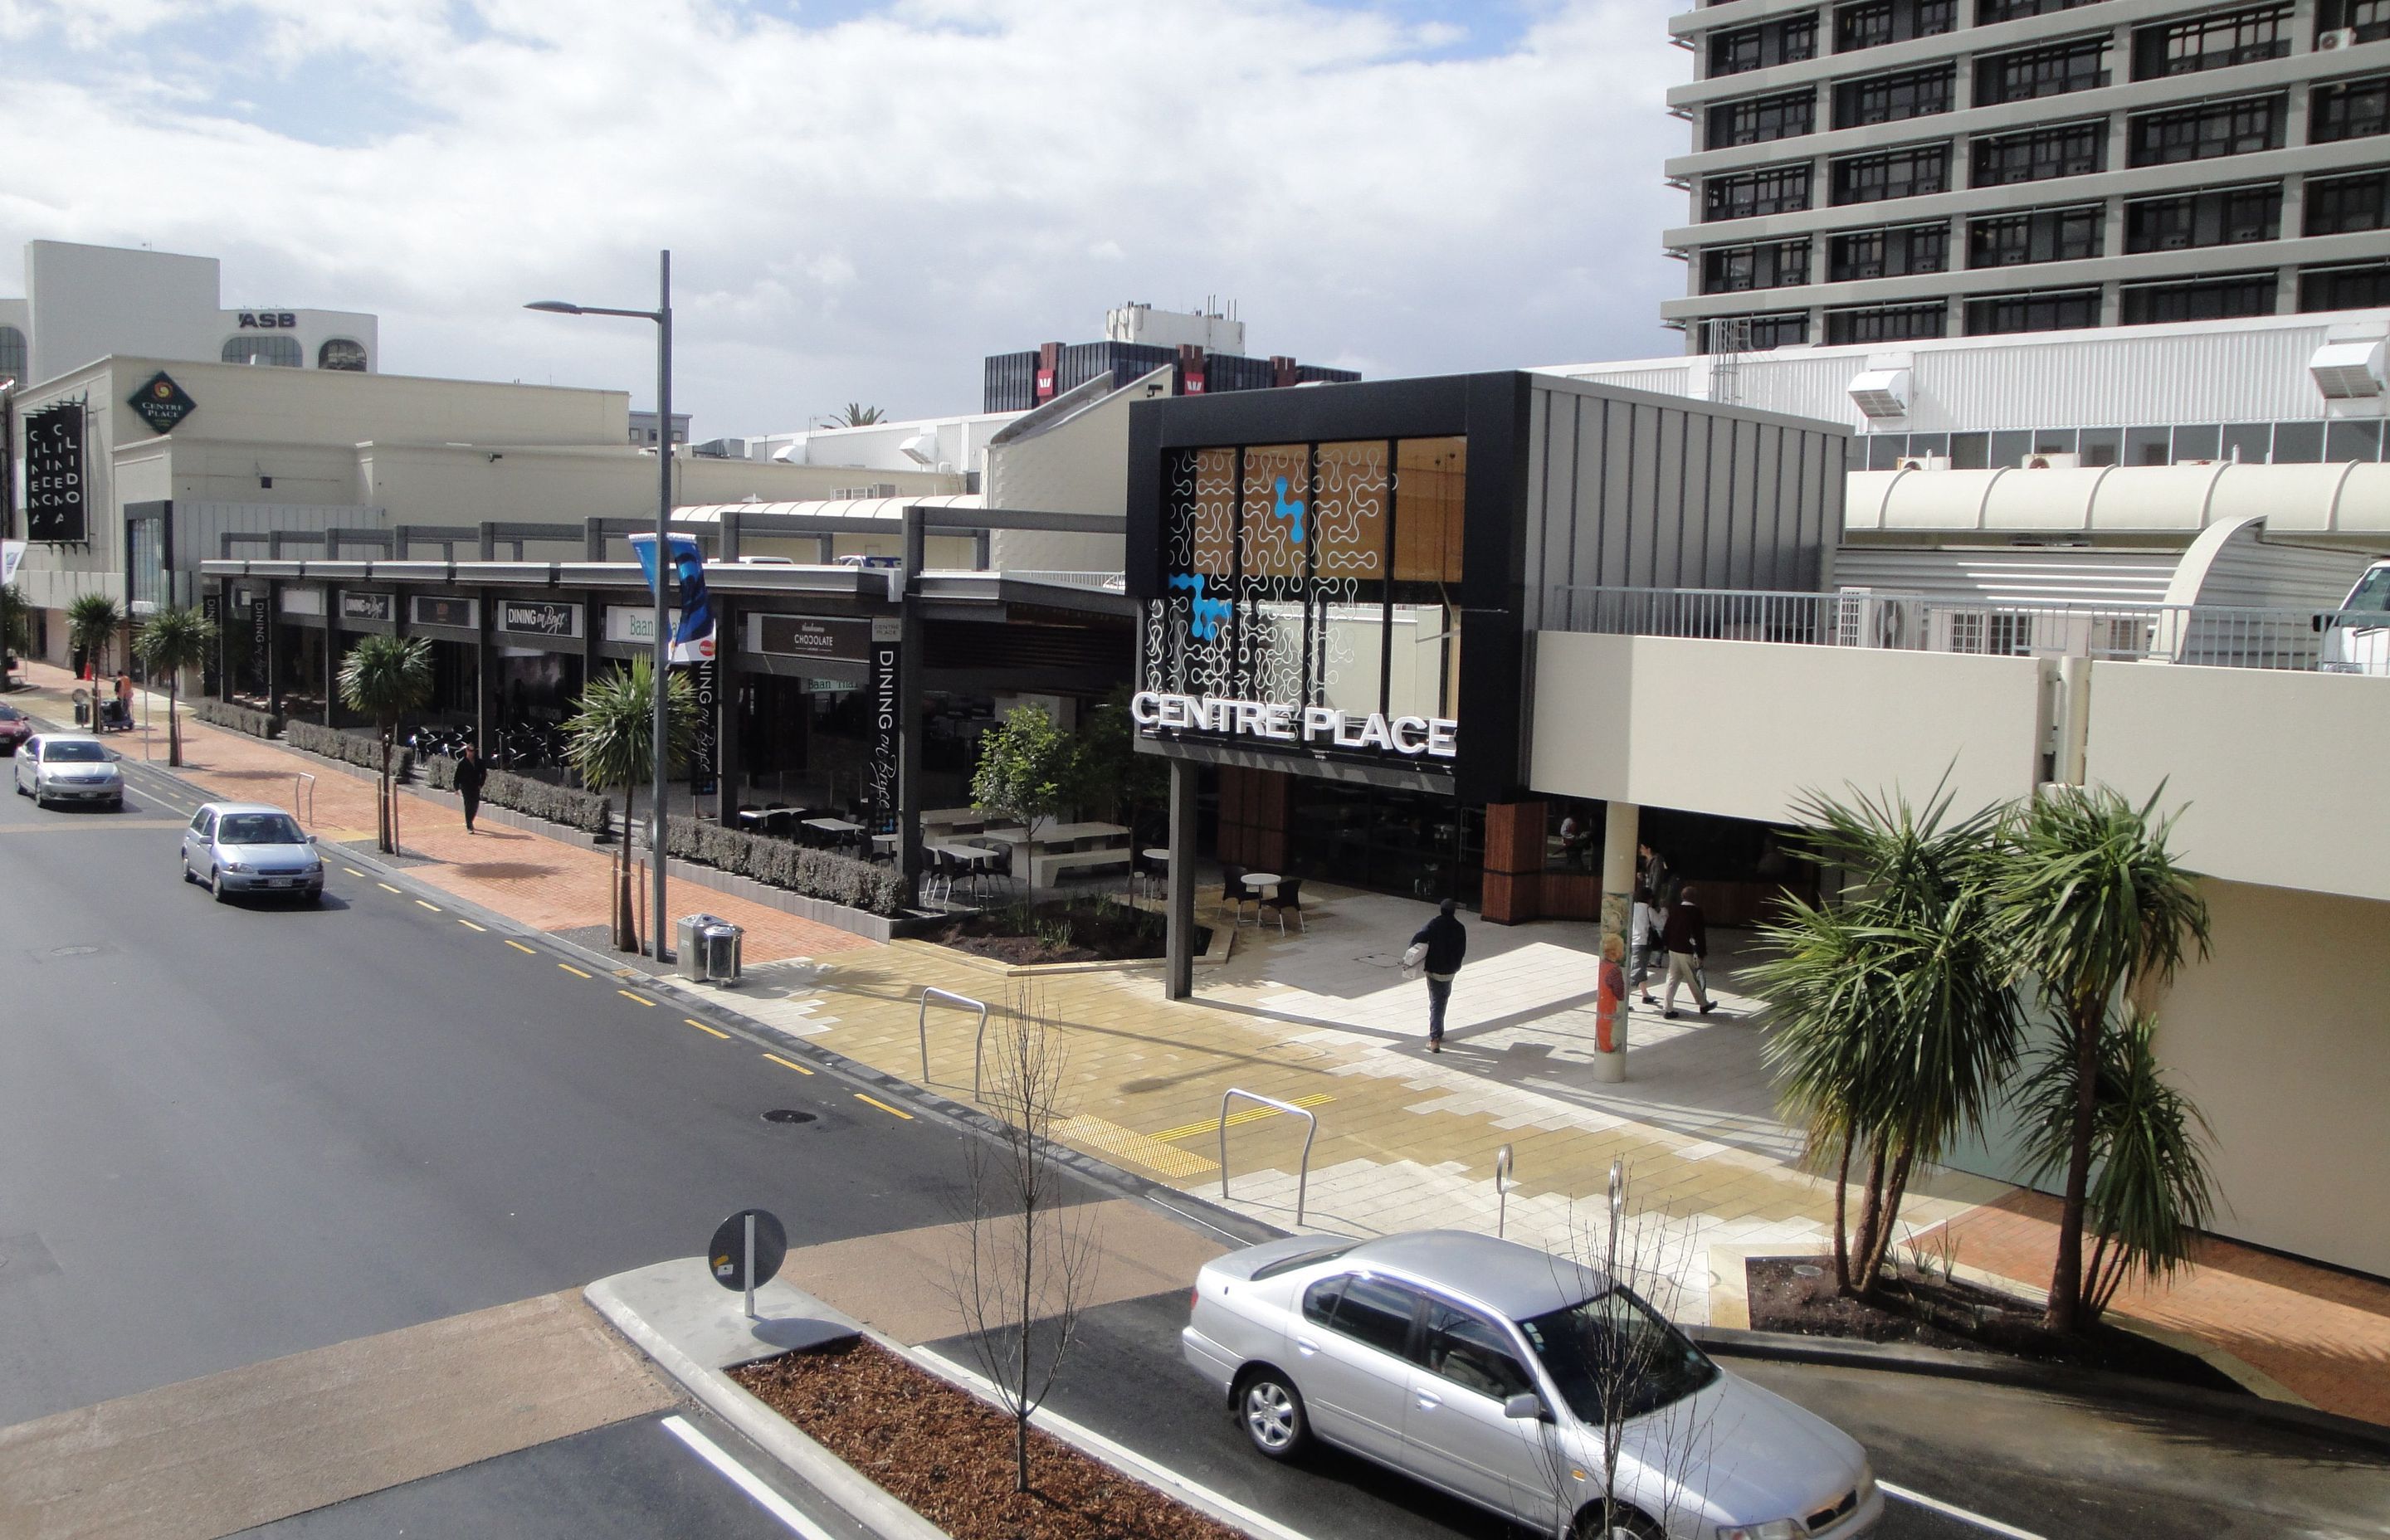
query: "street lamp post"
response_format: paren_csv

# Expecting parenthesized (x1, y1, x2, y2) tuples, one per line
(528, 250, 675, 962)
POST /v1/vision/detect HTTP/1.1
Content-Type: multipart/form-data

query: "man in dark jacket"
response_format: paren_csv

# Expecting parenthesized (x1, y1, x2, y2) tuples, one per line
(1412, 898, 1468, 1052)
(453, 742, 487, 834)
(1660, 885, 1719, 1018)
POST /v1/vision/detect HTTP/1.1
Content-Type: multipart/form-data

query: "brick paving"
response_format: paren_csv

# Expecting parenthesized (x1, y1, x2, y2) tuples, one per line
(14, 660, 2388, 1428)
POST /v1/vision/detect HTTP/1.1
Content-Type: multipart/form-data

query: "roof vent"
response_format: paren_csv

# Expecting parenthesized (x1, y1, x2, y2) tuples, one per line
(2310, 338, 2388, 399)
(899, 430, 938, 465)
(1894, 455, 1950, 470)
(2022, 452, 2079, 470)
(1848, 368, 1911, 420)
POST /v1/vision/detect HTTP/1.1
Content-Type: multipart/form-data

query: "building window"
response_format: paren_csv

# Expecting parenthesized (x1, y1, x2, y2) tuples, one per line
(1965, 288, 2102, 334)
(1703, 163, 1813, 220)
(1828, 222, 1950, 280)
(1834, 0, 1958, 51)
(1834, 65, 1955, 127)
(0, 324, 23, 383)
(1708, 89, 1817, 147)
(1825, 302, 1949, 343)
(2305, 168, 2390, 233)
(1699, 313, 1810, 351)
(2123, 183, 2281, 251)
(1702, 241, 1812, 292)
(2131, 5, 2291, 80)
(2300, 261, 2390, 309)
(2311, 76, 2390, 143)
(2119, 271, 2277, 323)
(2318, 0, 2390, 44)
(1832, 142, 1950, 203)
(1975, 37, 2112, 105)
(1977, 0, 2106, 23)
(2129, 95, 2285, 164)
(1972, 119, 2108, 184)
(1968, 204, 2105, 266)
(1710, 12, 1819, 76)
(222, 334, 303, 367)
(317, 338, 368, 372)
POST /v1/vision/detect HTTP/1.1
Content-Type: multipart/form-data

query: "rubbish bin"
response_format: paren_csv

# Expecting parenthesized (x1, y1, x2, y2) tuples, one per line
(72, 690, 90, 727)
(700, 922, 743, 987)
(676, 913, 724, 981)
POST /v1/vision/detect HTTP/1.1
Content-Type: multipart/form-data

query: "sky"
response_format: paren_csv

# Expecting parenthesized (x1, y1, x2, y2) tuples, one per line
(0, 0, 1690, 440)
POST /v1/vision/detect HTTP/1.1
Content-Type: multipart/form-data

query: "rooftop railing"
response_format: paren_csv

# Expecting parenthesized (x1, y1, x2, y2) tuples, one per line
(1545, 585, 2388, 673)
(1007, 570, 1127, 592)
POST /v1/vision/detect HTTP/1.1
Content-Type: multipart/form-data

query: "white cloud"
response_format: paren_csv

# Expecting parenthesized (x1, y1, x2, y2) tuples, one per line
(0, 0, 1687, 436)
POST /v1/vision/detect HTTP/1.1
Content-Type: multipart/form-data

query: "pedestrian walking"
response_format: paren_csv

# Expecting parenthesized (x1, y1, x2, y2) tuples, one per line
(1409, 898, 1468, 1053)
(1660, 885, 1719, 1019)
(1633, 841, 1671, 1005)
(112, 671, 134, 731)
(453, 742, 487, 834)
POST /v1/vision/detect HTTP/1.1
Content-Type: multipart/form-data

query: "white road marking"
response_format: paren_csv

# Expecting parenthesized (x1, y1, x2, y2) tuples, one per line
(1880, 1479, 2048, 1539)
(660, 1415, 840, 1540)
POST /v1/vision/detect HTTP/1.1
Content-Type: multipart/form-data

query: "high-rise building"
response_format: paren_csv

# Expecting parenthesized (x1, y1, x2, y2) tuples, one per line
(1662, 0, 2390, 351)
(983, 303, 1357, 412)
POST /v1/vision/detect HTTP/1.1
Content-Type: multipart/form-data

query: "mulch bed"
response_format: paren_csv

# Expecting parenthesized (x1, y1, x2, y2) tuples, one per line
(1744, 1255, 2245, 1393)
(929, 899, 1204, 967)
(732, 1337, 1242, 1540)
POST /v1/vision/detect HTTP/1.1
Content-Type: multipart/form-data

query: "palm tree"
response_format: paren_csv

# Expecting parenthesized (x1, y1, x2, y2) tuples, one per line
(133, 606, 219, 768)
(1992, 783, 2210, 1334)
(820, 402, 885, 428)
(336, 635, 432, 855)
(2015, 1008, 2218, 1325)
(563, 658, 696, 953)
(1749, 786, 2023, 1296)
(67, 592, 124, 681)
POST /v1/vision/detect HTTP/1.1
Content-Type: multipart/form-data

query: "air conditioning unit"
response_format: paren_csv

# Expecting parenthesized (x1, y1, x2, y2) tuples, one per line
(2310, 336, 2389, 398)
(1894, 455, 1952, 470)
(1848, 367, 1913, 419)
(2022, 452, 2080, 469)
(2320, 27, 2358, 50)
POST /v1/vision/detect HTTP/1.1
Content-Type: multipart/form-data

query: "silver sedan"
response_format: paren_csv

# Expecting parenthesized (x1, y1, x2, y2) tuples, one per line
(1183, 1230, 1881, 1540)
(180, 802, 326, 903)
(12, 733, 124, 809)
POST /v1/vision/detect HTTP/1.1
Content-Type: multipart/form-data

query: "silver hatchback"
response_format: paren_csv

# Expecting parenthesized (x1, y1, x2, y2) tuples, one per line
(1183, 1231, 1881, 1540)
(181, 802, 326, 903)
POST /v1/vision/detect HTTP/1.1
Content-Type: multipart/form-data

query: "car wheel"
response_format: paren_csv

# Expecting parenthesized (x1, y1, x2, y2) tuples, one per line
(210, 868, 230, 904)
(1575, 1505, 1662, 1540)
(180, 852, 193, 884)
(1236, 1367, 1310, 1460)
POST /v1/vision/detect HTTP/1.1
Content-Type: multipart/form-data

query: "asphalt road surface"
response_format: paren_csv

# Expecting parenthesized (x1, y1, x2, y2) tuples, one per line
(6, 738, 2386, 1540)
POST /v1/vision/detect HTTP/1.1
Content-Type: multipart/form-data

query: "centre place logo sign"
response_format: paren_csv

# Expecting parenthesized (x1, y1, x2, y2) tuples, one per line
(1130, 691, 1456, 759)
(128, 373, 197, 435)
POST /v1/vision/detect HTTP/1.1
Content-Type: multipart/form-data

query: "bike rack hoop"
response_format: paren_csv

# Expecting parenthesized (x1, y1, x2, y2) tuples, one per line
(1219, 1089, 1319, 1228)
(918, 987, 992, 1098)
(294, 772, 316, 829)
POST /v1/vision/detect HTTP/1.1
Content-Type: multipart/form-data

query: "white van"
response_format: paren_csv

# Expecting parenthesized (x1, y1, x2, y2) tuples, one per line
(2319, 560, 2390, 675)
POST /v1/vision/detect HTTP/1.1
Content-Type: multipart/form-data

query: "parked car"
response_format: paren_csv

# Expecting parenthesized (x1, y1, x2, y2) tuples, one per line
(12, 733, 123, 809)
(180, 802, 326, 904)
(1183, 1231, 1880, 1540)
(0, 704, 31, 754)
(2318, 559, 2390, 675)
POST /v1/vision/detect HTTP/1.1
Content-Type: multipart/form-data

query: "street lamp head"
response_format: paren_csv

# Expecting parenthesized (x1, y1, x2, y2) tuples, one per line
(524, 300, 585, 314)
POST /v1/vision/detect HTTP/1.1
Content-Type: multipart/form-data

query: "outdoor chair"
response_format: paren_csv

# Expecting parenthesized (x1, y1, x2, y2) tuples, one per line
(1220, 867, 1256, 925)
(1258, 877, 1306, 936)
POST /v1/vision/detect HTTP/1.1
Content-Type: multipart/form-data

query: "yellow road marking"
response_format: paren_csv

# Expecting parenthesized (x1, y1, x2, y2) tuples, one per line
(854, 1093, 913, 1120)
(617, 988, 655, 1007)
(1150, 1093, 1334, 1143)
(505, 939, 537, 954)
(684, 1017, 730, 1040)
(558, 962, 593, 979)
(377, 882, 402, 894)
(761, 1052, 814, 1075)
(414, 899, 441, 912)
(457, 919, 485, 932)
(343, 866, 366, 877)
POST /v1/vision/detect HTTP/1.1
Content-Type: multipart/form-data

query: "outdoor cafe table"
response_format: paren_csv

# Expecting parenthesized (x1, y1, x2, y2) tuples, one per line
(802, 817, 864, 836)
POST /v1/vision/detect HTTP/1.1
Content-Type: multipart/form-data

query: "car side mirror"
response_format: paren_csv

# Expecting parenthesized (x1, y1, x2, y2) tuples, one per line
(1503, 1392, 1549, 1421)
(307, 834, 319, 844)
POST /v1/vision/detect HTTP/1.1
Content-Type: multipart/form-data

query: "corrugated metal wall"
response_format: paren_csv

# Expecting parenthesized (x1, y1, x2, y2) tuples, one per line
(2198, 537, 2378, 610)
(1522, 379, 1846, 626)
(1832, 545, 2183, 606)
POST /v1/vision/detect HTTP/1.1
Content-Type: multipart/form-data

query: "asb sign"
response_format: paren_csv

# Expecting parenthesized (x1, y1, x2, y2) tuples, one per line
(1130, 692, 1456, 760)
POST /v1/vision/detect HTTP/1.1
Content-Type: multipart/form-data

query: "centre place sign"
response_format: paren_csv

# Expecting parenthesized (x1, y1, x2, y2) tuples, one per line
(1130, 691, 1456, 759)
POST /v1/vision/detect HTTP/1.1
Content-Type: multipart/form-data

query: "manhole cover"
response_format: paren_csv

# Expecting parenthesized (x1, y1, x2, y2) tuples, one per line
(1792, 1264, 1824, 1279)
(50, 945, 100, 958)
(762, 1109, 817, 1125)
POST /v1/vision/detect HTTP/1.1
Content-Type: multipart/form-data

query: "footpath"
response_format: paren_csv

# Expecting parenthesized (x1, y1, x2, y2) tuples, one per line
(17, 660, 2388, 1430)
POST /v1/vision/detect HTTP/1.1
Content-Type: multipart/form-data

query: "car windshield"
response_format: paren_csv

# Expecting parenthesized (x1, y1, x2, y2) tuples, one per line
(2346, 566, 2390, 615)
(44, 740, 106, 762)
(0, 706, 23, 721)
(220, 814, 305, 845)
(1514, 1288, 1720, 1425)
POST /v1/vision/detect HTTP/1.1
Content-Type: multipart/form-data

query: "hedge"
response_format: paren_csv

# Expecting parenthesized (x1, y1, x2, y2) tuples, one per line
(664, 818, 906, 917)
(192, 699, 282, 739)
(418, 752, 613, 835)
(286, 719, 414, 781)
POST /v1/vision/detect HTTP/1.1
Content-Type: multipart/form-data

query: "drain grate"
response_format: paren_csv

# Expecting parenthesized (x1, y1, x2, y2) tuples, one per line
(762, 1109, 817, 1125)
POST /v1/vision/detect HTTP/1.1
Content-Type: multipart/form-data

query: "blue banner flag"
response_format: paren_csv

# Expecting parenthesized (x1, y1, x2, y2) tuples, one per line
(628, 533, 718, 665)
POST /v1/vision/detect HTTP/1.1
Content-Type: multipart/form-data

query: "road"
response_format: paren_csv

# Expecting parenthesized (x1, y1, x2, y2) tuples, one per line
(5, 735, 2387, 1540)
